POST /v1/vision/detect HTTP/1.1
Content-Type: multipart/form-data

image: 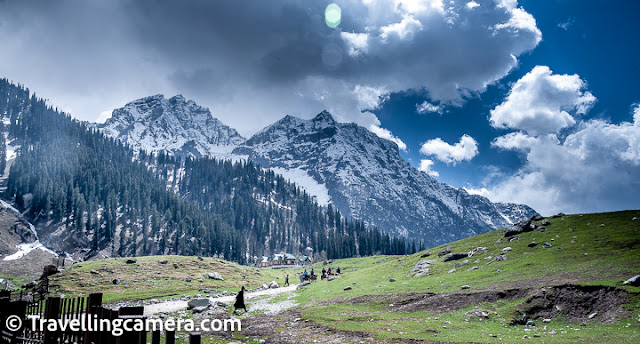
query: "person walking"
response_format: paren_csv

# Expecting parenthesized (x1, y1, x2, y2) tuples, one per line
(285, 274, 289, 286)
(233, 286, 247, 314)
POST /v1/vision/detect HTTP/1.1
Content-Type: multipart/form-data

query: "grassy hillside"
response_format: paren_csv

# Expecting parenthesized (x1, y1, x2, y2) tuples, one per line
(291, 210, 640, 343)
(47, 255, 298, 303)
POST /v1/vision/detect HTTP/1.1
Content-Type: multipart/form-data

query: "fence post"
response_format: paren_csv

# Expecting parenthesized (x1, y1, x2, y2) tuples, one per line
(43, 296, 61, 344)
(84, 293, 103, 344)
(151, 330, 160, 344)
(189, 332, 201, 344)
(165, 330, 175, 344)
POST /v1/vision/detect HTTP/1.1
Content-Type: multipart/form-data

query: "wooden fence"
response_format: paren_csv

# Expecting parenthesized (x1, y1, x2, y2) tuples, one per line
(1, 292, 205, 344)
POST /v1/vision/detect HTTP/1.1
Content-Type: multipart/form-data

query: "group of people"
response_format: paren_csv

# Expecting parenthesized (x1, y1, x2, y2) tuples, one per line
(321, 266, 341, 279)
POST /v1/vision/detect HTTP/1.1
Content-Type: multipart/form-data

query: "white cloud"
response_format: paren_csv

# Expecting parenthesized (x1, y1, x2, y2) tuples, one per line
(341, 31, 369, 56)
(486, 106, 640, 215)
(420, 134, 478, 164)
(354, 85, 389, 110)
(380, 15, 424, 41)
(492, 131, 543, 150)
(418, 158, 440, 177)
(465, 1, 480, 10)
(416, 100, 443, 114)
(557, 17, 574, 30)
(463, 186, 490, 197)
(369, 124, 408, 151)
(490, 66, 596, 135)
(96, 110, 113, 124)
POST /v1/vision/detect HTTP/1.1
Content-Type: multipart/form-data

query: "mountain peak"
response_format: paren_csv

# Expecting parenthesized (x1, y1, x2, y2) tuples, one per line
(97, 94, 244, 158)
(312, 110, 336, 124)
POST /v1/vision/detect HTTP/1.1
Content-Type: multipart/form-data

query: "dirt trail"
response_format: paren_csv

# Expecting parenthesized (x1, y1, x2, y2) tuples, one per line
(143, 284, 299, 316)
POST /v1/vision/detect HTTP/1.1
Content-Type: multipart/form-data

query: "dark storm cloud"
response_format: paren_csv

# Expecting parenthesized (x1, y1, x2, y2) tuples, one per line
(0, 0, 541, 136)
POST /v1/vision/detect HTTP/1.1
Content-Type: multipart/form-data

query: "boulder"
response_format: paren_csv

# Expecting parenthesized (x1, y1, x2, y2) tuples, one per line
(389, 278, 396, 282)
(173, 263, 179, 269)
(532, 215, 544, 221)
(501, 247, 512, 254)
(438, 246, 452, 257)
(460, 285, 470, 289)
(541, 220, 551, 226)
(158, 260, 168, 264)
(528, 242, 538, 247)
(420, 251, 432, 258)
(327, 276, 338, 281)
(468, 247, 487, 257)
(526, 320, 535, 326)
(214, 301, 228, 308)
(464, 307, 489, 318)
(187, 298, 211, 309)
(448, 268, 456, 273)
(409, 259, 436, 277)
(184, 278, 192, 282)
(125, 259, 137, 264)
(207, 272, 224, 281)
(269, 281, 279, 288)
(192, 306, 207, 313)
(623, 275, 640, 287)
(467, 266, 478, 272)
(542, 242, 553, 249)
(297, 281, 311, 290)
(90, 270, 99, 275)
(199, 288, 217, 294)
(344, 286, 352, 291)
(112, 278, 120, 285)
(262, 283, 268, 289)
(495, 255, 507, 262)
(443, 253, 468, 262)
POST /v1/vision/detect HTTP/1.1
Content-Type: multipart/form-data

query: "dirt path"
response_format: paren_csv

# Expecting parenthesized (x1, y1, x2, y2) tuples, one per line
(143, 284, 299, 316)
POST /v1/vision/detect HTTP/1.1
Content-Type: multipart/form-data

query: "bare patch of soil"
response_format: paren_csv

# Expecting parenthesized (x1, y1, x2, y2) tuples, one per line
(513, 284, 631, 324)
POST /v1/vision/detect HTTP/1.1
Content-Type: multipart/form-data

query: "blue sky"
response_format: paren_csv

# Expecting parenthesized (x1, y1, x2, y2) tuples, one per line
(0, 0, 638, 215)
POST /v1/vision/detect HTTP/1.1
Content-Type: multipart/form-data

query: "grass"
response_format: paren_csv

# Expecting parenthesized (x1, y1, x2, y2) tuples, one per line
(48, 255, 299, 303)
(292, 210, 640, 343)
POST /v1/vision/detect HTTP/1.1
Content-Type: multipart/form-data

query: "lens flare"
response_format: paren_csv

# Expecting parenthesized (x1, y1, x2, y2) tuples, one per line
(325, 3, 341, 29)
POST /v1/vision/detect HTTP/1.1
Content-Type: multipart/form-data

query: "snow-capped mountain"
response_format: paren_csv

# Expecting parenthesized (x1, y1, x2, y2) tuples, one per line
(233, 111, 537, 245)
(96, 94, 244, 157)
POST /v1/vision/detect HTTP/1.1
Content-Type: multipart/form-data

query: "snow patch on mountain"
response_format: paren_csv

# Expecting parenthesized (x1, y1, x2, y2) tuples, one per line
(271, 167, 332, 206)
(95, 94, 244, 158)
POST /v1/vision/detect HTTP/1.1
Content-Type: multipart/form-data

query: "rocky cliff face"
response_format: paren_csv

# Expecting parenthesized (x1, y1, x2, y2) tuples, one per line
(96, 94, 244, 158)
(233, 111, 537, 245)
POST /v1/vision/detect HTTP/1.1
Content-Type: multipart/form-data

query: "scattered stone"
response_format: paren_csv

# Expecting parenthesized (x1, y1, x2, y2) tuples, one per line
(158, 260, 168, 264)
(467, 266, 478, 272)
(570, 240, 575, 244)
(192, 306, 207, 313)
(352, 268, 357, 271)
(173, 263, 179, 269)
(199, 288, 217, 294)
(536, 226, 546, 232)
(443, 253, 468, 262)
(90, 270, 99, 275)
(262, 283, 268, 289)
(509, 236, 520, 242)
(623, 275, 640, 286)
(528, 242, 538, 247)
(125, 259, 137, 264)
(460, 285, 470, 289)
(420, 251, 432, 258)
(389, 278, 396, 282)
(526, 320, 535, 326)
(297, 281, 311, 290)
(541, 220, 551, 226)
(468, 247, 487, 257)
(501, 247, 512, 254)
(464, 309, 489, 318)
(633, 217, 637, 221)
(344, 286, 352, 291)
(551, 213, 565, 218)
(438, 246, 452, 257)
(588, 312, 597, 319)
(549, 330, 557, 335)
(448, 268, 456, 273)
(207, 272, 224, 281)
(600, 224, 606, 227)
(495, 255, 507, 262)
(184, 278, 192, 282)
(327, 276, 338, 281)
(214, 301, 227, 308)
(569, 227, 576, 232)
(112, 278, 120, 285)
(496, 269, 502, 272)
(409, 259, 436, 277)
(187, 298, 211, 309)
(268, 281, 279, 288)
(543, 319, 552, 323)
(542, 242, 553, 248)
